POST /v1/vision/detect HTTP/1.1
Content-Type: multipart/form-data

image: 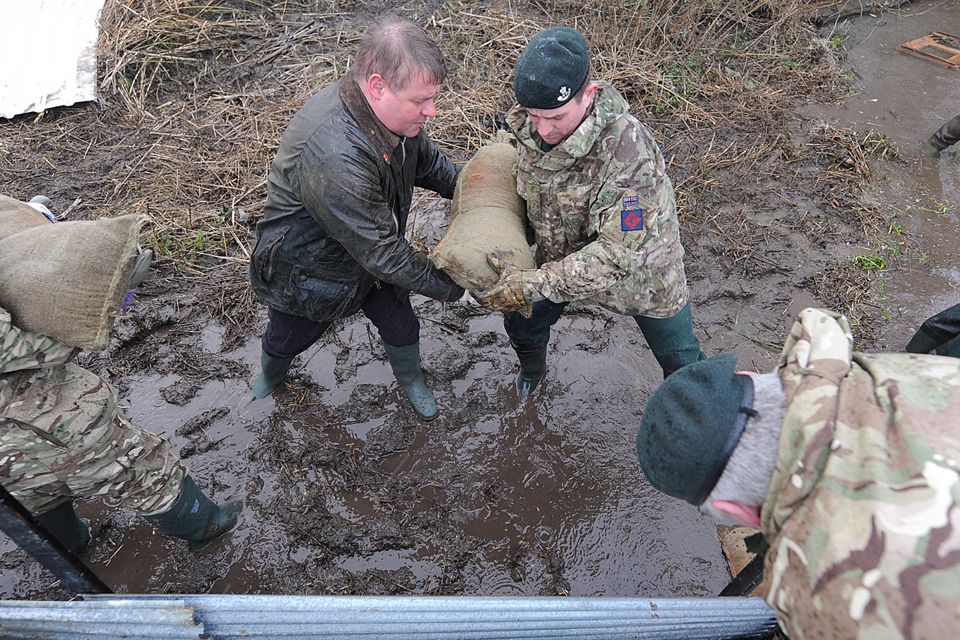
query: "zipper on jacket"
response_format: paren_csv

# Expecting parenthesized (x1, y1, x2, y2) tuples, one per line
(390, 138, 407, 235)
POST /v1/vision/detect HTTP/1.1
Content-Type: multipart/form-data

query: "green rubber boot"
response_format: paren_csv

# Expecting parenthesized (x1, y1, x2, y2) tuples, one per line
(144, 475, 242, 550)
(921, 140, 942, 157)
(383, 342, 438, 421)
(35, 501, 91, 556)
(514, 343, 548, 398)
(653, 348, 707, 379)
(251, 350, 294, 400)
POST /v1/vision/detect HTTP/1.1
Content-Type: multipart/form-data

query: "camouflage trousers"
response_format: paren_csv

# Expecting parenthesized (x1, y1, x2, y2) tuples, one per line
(0, 362, 186, 516)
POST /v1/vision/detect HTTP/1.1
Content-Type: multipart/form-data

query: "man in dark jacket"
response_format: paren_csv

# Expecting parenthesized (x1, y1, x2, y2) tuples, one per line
(249, 15, 464, 420)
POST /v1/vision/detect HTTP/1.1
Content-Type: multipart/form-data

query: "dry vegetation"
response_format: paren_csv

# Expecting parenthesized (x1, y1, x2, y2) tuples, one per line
(0, 0, 907, 344)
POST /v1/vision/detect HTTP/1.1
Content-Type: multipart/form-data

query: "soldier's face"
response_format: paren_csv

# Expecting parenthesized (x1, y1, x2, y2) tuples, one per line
(367, 72, 441, 138)
(526, 82, 598, 146)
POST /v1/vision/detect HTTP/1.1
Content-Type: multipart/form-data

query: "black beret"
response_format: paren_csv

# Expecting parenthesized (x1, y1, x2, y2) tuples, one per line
(514, 27, 590, 110)
(635, 354, 754, 506)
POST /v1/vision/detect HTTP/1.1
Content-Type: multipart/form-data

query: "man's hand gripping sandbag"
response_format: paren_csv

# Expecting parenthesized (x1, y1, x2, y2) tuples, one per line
(430, 142, 535, 315)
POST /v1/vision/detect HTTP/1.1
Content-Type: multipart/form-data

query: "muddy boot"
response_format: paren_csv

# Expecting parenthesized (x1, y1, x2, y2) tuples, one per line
(383, 342, 438, 421)
(922, 114, 960, 157)
(514, 343, 547, 398)
(906, 302, 960, 355)
(921, 140, 943, 157)
(654, 349, 707, 379)
(34, 501, 91, 556)
(144, 475, 242, 550)
(906, 328, 942, 354)
(251, 350, 294, 400)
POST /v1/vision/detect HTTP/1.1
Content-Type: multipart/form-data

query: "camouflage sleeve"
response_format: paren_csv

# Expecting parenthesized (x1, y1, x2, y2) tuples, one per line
(777, 307, 854, 370)
(521, 122, 673, 304)
(764, 309, 960, 640)
(0, 305, 78, 374)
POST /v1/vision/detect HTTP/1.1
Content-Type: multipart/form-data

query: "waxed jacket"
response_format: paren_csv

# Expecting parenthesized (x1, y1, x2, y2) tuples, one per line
(505, 82, 688, 318)
(761, 308, 960, 640)
(250, 72, 463, 322)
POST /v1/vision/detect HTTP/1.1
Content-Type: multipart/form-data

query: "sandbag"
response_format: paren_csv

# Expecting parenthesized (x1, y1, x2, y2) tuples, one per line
(0, 210, 147, 351)
(0, 195, 49, 241)
(431, 142, 535, 290)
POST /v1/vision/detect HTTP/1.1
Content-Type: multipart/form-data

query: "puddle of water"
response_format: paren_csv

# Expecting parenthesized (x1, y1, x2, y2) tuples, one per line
(199, 323, 225, 353)
(452, 361, 493, 397)
(809, 0, 960, 347)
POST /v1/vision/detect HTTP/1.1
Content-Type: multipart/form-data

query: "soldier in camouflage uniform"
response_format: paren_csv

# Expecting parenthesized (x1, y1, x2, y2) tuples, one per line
(1, 304, 241, 555)
(636, 307, 960, 640)
(0, 203, 241, 555)
(474, 27, 704, 394)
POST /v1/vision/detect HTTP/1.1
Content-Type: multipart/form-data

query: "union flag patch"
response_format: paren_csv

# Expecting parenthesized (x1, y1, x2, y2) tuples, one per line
(621, 196, 643, 231)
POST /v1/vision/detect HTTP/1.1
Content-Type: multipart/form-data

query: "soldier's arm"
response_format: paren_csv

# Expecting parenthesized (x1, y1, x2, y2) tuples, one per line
(520, 154, 663, 304)
(0, 306, 78, 374)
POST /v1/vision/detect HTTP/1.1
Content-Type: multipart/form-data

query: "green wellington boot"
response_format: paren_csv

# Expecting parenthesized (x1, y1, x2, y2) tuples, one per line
(514, 344, 547, 398)
(35, 501, 91, 556)
(251, 350, 294, 399)
(382, 342, 438, 421)
(144, 475, 242, 550)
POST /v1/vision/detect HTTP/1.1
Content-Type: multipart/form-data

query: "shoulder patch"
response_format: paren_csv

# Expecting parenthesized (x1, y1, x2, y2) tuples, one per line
(621, 195, 643, 231)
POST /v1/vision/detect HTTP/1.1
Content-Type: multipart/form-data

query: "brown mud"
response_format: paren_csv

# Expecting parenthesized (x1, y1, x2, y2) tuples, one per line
(0, 0, 958, 602)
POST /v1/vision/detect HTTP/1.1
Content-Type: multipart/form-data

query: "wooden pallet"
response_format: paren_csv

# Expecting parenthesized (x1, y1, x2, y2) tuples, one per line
(896, 32, 960, 69)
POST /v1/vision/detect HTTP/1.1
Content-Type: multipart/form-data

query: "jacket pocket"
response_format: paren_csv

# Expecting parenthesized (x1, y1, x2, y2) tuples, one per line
(283, 265, 358, 321)
(251, 226, 290, 284)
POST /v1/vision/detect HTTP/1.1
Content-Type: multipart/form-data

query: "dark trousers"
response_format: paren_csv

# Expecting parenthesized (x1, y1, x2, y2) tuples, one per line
(930, 114, 960, 151)
(261, 283, 420, 359)
(503, 299, 703, 377)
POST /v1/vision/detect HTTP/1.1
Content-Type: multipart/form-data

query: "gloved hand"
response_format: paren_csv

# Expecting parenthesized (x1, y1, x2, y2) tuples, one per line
(472, 252, 532, 318)
(27, 196, 57, 223)
(130, 247, 154, 290)
(122, 246, 154, 311)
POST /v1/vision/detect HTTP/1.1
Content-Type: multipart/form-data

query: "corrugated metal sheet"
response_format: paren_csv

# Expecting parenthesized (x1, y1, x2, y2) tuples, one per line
(0, 595, 777, 640)
(0, 597, 202, 638)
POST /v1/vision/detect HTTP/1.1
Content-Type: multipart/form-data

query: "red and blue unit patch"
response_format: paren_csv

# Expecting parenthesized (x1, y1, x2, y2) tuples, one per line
(621, 195, 643, 231)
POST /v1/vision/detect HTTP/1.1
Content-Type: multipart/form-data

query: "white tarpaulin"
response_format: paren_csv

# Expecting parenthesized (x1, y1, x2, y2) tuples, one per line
(0, 0, 107, 119)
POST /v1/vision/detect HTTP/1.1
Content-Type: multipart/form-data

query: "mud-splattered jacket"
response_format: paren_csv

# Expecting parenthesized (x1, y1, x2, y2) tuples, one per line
(0, 304, 184, 515)
(250, 72, 463, 323)
(760, 307, 960, 640)
(505, 82, 688, 318)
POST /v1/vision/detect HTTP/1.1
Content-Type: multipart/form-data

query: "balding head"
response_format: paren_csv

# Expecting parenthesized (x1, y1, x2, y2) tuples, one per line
(355, 15, 447, 91)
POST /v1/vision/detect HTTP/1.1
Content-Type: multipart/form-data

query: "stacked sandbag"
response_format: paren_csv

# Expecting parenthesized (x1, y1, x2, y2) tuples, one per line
(0, 194, 48, 239)
(431, 142, 534, 290)
(0, 195, 146, 351)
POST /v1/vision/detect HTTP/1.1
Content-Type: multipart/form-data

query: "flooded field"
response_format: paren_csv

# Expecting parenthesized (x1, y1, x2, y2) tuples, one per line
(0, 0, 958, 604)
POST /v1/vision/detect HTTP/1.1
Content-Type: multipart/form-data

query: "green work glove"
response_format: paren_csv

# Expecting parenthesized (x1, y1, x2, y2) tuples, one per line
(473, 252, 533, 317)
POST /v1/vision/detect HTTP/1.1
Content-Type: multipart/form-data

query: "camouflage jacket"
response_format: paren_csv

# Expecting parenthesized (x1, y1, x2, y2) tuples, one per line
(760, 307, 960, 640)
(505, 82, 688, 318)
(1, 304, 184, 515)
(1, 304, 77, 375)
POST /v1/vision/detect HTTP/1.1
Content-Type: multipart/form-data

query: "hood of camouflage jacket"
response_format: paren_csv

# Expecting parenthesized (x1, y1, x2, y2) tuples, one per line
(506, 81, 628, 167)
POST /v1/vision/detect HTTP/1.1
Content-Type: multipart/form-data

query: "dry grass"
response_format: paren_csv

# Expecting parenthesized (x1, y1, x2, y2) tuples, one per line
(0, 0, 904, 341)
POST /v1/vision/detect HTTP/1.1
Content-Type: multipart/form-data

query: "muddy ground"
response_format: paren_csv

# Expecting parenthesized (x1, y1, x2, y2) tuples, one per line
(0, 0, 958, 602)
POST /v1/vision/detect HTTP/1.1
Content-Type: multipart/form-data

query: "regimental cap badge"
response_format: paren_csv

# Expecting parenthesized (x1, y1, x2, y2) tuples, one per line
(514, 27, 590, 110)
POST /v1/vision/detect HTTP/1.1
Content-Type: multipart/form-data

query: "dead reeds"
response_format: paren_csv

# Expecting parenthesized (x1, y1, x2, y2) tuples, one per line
(0, 0, 899, 345)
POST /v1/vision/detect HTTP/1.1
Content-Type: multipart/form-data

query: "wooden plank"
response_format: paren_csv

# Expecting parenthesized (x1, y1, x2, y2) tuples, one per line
(896, 32, 960, 70)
